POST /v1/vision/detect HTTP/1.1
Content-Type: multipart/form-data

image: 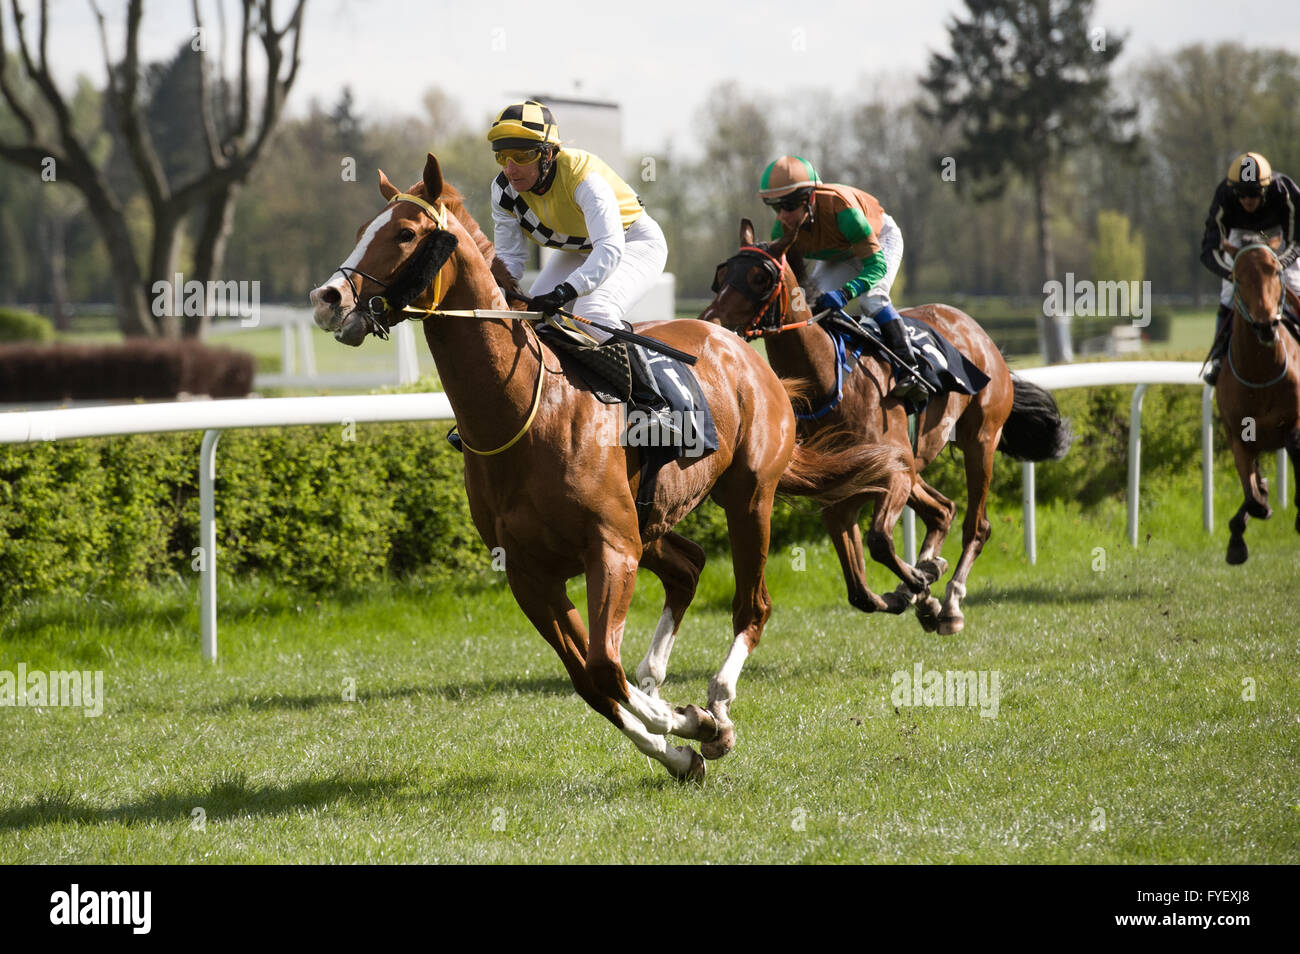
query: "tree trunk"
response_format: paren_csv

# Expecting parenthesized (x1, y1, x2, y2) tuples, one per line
(39, 212, 71, 331)
(148, 207, 184, 339)
(81, 193, 157, 338)
(184, 181, 242, 339)
(1034, 165, 1072, 364)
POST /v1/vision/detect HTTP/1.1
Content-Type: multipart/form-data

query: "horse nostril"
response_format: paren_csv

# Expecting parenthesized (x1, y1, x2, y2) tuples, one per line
(320, 286, 341, 306)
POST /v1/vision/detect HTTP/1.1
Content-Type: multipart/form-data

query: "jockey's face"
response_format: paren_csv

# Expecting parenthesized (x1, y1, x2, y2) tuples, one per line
(776, 204, 808, 233)
(1240, 195, 1262, 213)
(504, 156, 542, 192)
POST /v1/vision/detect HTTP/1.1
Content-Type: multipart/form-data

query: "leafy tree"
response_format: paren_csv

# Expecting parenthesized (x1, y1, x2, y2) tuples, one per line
(921, 0, 1137, 360)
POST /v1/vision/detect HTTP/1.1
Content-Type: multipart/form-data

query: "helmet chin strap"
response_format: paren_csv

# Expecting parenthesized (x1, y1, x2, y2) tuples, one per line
(529, 144, 559, 195)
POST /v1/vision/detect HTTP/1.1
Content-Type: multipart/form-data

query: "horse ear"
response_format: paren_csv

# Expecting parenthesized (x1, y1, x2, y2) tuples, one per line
(1268, 234, 1284, 251)
(377, 169, 399, 201)
(423, 153, 444, 201)
(740, 218, 755, 246)
(771, 218, 800, 255)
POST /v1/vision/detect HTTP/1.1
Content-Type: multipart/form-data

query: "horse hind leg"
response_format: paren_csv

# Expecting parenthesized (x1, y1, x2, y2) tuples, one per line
(634, 532, 706, 699)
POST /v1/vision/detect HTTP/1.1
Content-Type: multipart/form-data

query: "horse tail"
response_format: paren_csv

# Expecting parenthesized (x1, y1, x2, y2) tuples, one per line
(779, 376, 818, 418)
(997, 376, 1073, 462)
(777, 428, 908, 503)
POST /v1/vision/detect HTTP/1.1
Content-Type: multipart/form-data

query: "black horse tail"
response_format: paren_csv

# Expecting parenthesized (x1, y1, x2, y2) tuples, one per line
(997, 376, 1073, 462)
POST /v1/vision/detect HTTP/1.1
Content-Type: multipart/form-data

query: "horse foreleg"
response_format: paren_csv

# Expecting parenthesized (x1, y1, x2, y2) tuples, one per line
(635, 532, 706, 698)
(584, 539, 717, 753)
(820, 494, 891, 613)
(863, 470, 930, 614)
(507, 565, 703, 782)
(1288, 431, 1300, 532)
(939, 434, 996, 635)
(906, 478, 954, 631)
(701, 483, 776, 760)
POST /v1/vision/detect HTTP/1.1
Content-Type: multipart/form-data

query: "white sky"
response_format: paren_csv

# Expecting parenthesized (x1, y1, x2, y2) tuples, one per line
(20, 0, 1300, 156)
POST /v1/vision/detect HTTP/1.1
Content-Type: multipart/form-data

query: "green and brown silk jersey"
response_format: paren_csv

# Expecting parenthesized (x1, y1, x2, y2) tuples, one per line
(771, 184, 889, 297)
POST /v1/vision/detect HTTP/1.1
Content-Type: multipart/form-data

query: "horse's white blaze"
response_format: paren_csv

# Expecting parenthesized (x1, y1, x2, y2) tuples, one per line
(309, 208, 395, 326)
(635, 607, 677, 697)
(615, 705, 694, 775)
(710, 632, 750, 707)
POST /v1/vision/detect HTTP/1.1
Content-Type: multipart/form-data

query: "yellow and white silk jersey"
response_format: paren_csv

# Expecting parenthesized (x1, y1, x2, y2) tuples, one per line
(491, 148, 645, 298)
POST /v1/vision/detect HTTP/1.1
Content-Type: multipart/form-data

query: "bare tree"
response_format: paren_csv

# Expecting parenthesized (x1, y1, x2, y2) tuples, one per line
(0, 0, 305, 337)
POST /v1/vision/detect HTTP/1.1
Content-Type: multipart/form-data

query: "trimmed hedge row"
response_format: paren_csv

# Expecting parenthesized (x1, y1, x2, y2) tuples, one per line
(0, 377, 1228, 606)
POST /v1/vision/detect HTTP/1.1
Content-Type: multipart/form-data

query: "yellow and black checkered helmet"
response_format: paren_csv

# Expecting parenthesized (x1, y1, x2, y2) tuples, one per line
(488, 100, 559, 150)
(1227, 152, 1273, 195)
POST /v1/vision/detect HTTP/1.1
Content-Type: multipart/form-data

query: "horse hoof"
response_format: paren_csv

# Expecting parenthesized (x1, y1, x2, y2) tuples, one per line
(1226, 538, 1249, 565)
(701, 724, 737, 760)
(670, 747, 706, 784)
(938, 615, 965, 636)
(674, 704, 719, 742)
(917, 557, 948, 582)
(916, 596, 942, 632)
(881, 591, 912, 614)
(1247, 500, 1271, 519)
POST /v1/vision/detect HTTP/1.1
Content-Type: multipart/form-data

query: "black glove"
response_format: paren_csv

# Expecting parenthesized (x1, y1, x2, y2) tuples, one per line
(531, 282, 578, 317)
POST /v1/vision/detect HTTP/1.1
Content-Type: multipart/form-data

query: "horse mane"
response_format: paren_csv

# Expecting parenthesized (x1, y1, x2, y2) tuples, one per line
(411, 178, 499, 272)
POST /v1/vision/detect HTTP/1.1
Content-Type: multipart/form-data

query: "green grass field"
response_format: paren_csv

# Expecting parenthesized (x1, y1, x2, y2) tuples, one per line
(2, 463, 1297, 864)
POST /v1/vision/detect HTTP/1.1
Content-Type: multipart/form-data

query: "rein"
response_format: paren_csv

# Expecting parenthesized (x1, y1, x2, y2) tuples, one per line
(1227, 242, 1291, 389)
(714, 246, 792, 339)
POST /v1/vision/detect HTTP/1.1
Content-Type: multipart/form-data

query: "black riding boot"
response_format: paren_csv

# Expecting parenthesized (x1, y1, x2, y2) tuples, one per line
(1203, 303, 1233, 385)
(626, 344, 682, 444)
(879, 318, 927, 402)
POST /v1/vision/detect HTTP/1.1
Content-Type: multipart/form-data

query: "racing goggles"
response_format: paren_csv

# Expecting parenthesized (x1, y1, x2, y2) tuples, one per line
(494, 147, 544, 167)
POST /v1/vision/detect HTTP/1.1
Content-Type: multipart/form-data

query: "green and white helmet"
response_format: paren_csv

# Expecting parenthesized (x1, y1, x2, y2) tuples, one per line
(759, 156, 821, 198)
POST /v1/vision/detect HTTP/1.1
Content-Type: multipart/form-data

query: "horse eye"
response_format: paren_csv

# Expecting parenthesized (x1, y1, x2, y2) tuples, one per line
(397, 228, 416, 243)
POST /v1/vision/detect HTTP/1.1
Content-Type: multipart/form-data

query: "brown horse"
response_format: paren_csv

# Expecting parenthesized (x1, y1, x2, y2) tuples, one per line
(703, 219, 1072, 634)
(309, 155, 904, 780)
(1213, 237, 1300, 564)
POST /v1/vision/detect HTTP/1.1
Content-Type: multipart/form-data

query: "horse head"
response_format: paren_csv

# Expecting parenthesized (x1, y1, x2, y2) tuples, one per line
(310, 153, 461, 346)
(700, 217, 805, 338)
(1226, 235, 1286, 346)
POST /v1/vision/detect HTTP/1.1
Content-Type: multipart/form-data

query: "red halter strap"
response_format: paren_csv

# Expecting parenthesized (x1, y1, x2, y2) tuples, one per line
(736, 245, 792, 339)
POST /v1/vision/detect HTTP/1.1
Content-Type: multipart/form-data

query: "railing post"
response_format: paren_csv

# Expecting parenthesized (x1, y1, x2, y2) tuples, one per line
(280, 324, 295, 376)
(902, 506, 916, 565)
(1023, 461, 1036, 564)
(200, 430, 222, 663)
(1202, 385, 1214, 532)
(1128, 384, 1148, 547)
(396, 321, 420, 384)
(298, 316, 318, 377)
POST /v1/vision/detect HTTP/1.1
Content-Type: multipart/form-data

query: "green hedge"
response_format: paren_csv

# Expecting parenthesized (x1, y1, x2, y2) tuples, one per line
(0, 307, 55, 344)
(0, 374, 1228, 606)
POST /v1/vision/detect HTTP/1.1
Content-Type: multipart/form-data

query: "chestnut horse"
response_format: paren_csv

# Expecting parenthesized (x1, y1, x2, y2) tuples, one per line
(309, 155, 904, 780)
(1213, 237, 1300, 564)
(703, 219, 1072, 634)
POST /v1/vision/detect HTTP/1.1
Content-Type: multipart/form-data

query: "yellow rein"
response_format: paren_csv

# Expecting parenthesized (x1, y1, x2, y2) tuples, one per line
(383, 192, 546, 456)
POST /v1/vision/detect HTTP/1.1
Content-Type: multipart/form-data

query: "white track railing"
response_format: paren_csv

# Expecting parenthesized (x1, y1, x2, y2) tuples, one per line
(2, 361, 1287, 658)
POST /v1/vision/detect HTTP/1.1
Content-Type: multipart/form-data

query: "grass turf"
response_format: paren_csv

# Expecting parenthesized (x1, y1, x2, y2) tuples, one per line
(1, 467, 1297, 864)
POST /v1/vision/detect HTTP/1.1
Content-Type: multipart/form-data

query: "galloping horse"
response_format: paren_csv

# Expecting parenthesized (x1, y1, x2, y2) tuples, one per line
(309, 155, 904, 780)
(1213, 236, 1300, 564)
(704, 219, 1072, 634)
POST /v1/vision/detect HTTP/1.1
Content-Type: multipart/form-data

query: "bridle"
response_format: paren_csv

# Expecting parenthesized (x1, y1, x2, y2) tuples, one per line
(331, 191, 451, 340)
(711, 245, 793, 339)
(1227, 242, 1290, 388)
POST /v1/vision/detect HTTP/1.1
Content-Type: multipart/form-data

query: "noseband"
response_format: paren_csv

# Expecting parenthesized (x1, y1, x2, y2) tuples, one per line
(1230, 242, 1286, 343)
(712, 245, 791, 338)
(331, 192, 453, 340)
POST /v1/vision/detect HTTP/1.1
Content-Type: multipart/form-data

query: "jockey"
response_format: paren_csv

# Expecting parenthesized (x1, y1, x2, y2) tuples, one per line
(759, 155, 925, 402)
(1200, 151, 1300, 384)
(487, 100, 673, 419)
